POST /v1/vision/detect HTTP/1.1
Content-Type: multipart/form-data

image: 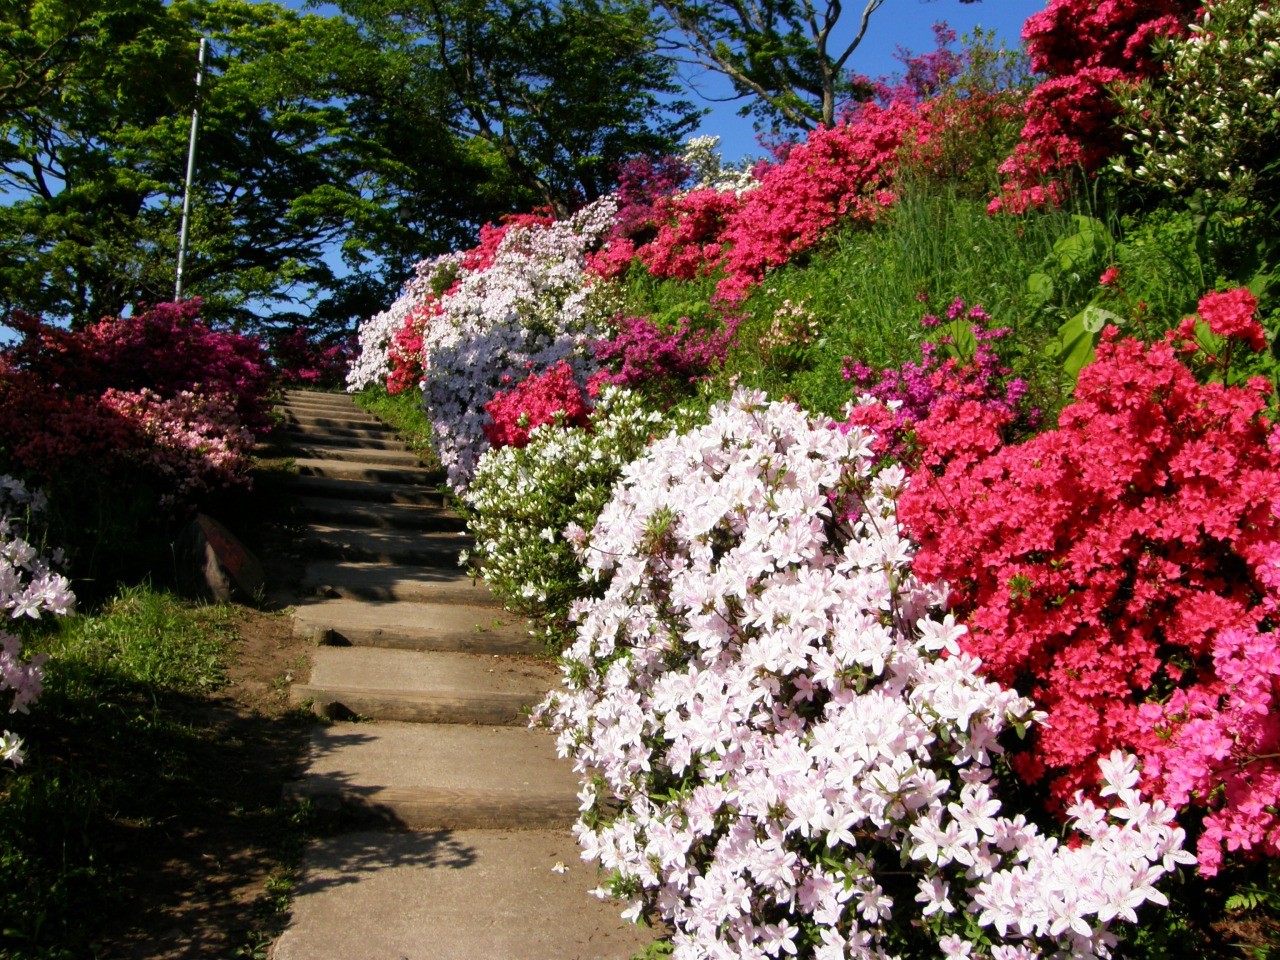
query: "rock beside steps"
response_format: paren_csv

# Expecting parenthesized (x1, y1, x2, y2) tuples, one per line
(269, 390, 653, 960)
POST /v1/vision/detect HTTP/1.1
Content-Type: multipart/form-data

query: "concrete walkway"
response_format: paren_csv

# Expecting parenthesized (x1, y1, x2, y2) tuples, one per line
(268, 390, 653, 960)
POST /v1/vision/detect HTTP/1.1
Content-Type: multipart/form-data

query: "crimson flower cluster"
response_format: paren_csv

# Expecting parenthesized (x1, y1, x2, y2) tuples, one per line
(482, 361, 592, 450)
(387, 301, 436, 395)
(993, 0, 1198, 211)
(2, 300, 271, 430)
(898, 293, 1279, 874)
(270, 327, 356, 388)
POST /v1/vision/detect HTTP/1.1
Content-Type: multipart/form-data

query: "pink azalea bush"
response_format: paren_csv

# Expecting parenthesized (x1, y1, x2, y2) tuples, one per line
(843, 299, 1033, 464)
(0, 302, 270, 507)
(540, 389, 1192, 959)
(0, 476, 74, 766)
(898, 290, 1279, 875)
(590, 313, 737, 398)
(98, 388, 257, 506)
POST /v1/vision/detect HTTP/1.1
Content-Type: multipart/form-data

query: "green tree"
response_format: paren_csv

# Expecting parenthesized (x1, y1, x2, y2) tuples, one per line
(655, 0, 981, 132)
(336, 0, 701, 216)
(0, 0, 553, 331)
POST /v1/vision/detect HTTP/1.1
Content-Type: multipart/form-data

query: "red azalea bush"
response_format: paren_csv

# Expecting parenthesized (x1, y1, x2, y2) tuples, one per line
(898, 288, 1280, 874)
(0, 300, 271, 502)
(993, 0, 1198, 211)
(482, 361, 592, 450)
(715, 104, 924, 301)
(387, 301, 435, 395)
(270, 326, 356, 388)
(636, 188, 743, 282)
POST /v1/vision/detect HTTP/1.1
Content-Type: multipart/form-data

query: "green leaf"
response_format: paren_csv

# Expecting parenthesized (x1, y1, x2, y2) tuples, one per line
(1057, 310, 1097, 379)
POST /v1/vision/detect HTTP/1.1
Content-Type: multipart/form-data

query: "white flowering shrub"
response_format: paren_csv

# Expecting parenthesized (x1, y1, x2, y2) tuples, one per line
(422, 199, 620, 491)
(538, 390, 1193, 960)
(345, 251, 466, 392)
(681, 135, 759, 195)
(0, 477, 74, 766)
(462, 387, 671, 651)
(1114, 0, 1280, 204)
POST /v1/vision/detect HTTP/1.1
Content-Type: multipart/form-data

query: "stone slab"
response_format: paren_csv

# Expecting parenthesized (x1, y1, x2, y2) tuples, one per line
(278, 410, 386, 431)
(298, 524, 472, 565)
(305, 647, 555, 697)
(289, 444, 424, 467)
(272, 829, 656, 960)
(292, 598, 534, 653)
(295, 497, 466, 532)
(293, 458, 437, 485)
(283, 428, 404, 451)
(301, 560, 500, 606)
(287, 475, 446, 506)
(288, 722, 580, 828)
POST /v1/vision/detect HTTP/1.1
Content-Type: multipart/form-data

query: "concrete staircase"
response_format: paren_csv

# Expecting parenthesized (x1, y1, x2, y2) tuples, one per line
(268, 390, 653, 960)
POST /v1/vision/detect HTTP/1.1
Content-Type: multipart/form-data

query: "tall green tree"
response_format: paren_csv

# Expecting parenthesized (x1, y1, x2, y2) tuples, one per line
(655, 0, 980, 132)
(2, 0, 690, 332)
(336, 0, 701, 216)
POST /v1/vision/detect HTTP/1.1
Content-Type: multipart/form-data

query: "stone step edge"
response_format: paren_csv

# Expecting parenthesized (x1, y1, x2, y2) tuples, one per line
(292, 686, 538, 725)
(303, 579, 503, 608)
(295, 621, 536, 656)
(281, 782, 577, 831)
(295, 534, 469, 566)
(281, 475, 448, 506)
(294, 498, 466, 531)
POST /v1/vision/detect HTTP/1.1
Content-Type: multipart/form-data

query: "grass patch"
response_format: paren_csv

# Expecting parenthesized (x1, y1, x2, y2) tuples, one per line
(0, 586, 311, 959)
(354, 385, 443, 473)
(721, 185, 1106, 417)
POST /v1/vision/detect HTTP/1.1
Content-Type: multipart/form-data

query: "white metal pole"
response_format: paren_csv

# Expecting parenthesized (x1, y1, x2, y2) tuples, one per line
(175, 37, 209, 301)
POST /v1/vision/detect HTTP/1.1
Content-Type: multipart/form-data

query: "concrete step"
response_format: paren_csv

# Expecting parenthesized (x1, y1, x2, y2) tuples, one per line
(278, 409, 387, 432)
(298, 524, 472, 565)
(288, 444, 424, 468)
(282, 427, 405, 451)
(286, 722, 579, 829)
(292, 648, 555, 725)
(293, 457, 439, 486)
(286, 474, 447, 506)
(283, 389, 361, 407)
(292, 598, 533, 654)
(296, 497, 465, 531)
(283, 422, 402, 443)
(302, 559, 500, 606)
(272, 829, 656, 960)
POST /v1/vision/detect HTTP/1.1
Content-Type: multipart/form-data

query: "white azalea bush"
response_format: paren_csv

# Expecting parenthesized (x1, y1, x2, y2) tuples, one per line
(537, 390, 1193, 960)
(1114, 0, 1280, 203)
(462, 386, 671, 651)
(421, 199, 620, 491)
(0, 476, 74, 765)
(345, 253, 460, 392)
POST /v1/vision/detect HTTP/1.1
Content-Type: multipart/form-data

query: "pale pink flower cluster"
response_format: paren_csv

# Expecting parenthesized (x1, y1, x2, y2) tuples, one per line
(420, 198, 619, 490)
(0, 476, 74, 765)
(538, 390, 1192, 959)
(100, 388, 256, 507)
